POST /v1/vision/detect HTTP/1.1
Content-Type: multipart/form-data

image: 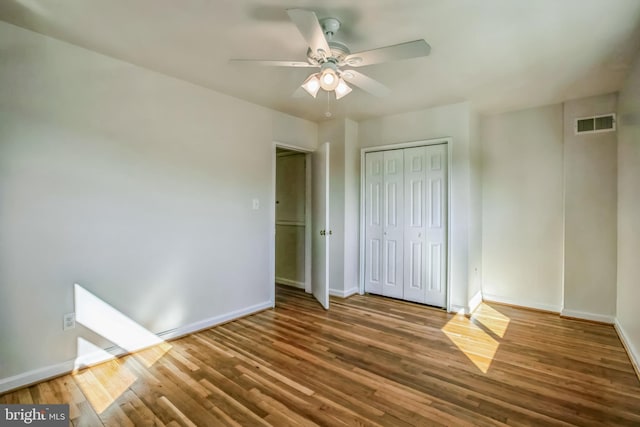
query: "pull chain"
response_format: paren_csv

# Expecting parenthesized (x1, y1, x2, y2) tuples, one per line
(325, 91, 332, 118)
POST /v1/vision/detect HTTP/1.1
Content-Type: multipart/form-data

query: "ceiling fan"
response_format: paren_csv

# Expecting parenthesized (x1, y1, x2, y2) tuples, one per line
(231, 9, 431, 100)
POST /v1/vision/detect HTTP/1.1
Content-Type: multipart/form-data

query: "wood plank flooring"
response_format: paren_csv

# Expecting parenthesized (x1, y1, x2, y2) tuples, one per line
(2, 285, 639, 426)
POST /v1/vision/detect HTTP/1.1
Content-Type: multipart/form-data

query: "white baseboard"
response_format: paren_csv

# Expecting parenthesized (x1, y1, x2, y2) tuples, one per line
(468, 290, 483, 314)
(329, 287, 359, 298)
(158, 301, 272, 341)
(275, 277, 305, 289)
(74, 341, 123, 370)
(0, 301, 272, 394)
(450, 304, 467, 314)
(0, 361, 75, 395)
(482, 293, 561, 313)
(614, 319, 640, 380)
(560, 308, 615, 324)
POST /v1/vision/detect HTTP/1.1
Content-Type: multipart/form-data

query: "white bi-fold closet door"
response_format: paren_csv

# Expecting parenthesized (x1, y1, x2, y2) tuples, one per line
(364, 144, 448, 308)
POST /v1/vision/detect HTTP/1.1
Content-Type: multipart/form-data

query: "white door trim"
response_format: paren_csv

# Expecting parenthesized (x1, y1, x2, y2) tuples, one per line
(271, 141, 313, 307)
(359, 137, 453, 312)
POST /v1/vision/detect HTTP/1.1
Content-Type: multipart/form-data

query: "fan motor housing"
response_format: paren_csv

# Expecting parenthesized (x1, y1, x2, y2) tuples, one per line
(328, 40, 350, 60)
(307, 40, 350, 64)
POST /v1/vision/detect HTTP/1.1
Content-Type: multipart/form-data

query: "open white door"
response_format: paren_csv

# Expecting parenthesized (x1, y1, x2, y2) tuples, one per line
(312, 142, 330, 309)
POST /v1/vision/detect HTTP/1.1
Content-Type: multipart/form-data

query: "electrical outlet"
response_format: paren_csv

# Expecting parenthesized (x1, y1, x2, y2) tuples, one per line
(252, 198, 260, 210)
(63, 312, 75, 330)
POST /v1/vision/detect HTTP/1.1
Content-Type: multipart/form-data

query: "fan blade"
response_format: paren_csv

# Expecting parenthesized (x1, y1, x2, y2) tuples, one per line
(229, 59, 316, 68)
(340, 70, 390, 97)
(286, 9, 331, 57)
(344, 40, 431, 67)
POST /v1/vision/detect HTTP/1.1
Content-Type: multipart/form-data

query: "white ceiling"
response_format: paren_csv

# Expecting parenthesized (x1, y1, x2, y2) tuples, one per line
(2, 0, 640, 122)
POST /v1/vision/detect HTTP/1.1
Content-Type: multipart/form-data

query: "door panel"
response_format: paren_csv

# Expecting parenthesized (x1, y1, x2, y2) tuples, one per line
(403, 147, 427, 303)
(364, 144, 447, 307)
(429, 243, 443, 293)
(382, 150, 404, 299)
(312, 142, 330, 309)
(364, 152, 383, 295)
(369, 239, 381, 283)
(424, 144, 447, 307)
(430, 178, 443, 228)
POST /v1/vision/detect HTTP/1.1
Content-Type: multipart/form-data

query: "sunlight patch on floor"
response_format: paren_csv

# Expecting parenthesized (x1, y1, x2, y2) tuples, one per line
(73, 284, 172, 413)
(73, 358, 137, 414)
(472, 303, 511, 338)
(441, 303, 510, 373)
(134, 341, 173, 367)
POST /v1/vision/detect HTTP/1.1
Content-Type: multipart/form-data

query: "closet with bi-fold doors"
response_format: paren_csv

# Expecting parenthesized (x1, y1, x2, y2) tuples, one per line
(364, 143, 448, 308)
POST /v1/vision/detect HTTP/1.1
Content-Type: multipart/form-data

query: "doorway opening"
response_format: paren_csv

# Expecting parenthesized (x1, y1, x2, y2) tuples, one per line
(270, 142, 330, 310)
(274, 147, 312, 300)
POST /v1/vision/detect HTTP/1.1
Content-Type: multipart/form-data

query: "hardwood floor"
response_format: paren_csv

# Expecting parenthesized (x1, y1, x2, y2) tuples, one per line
(2, 285, 639, 426)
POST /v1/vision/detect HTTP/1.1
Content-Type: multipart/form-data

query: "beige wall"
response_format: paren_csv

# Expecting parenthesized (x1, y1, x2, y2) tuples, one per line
(358, 102, 474, 311)
(617, 52, 640, 371)
(273, 112, 318, 151)
(562, 94, 618, 321)
(0, 22, 317, 390)
(480, 96, 620, 320)
(480, 105, 565, 311)
(343, 119, 360, 295)
(468, 110, 483, 308)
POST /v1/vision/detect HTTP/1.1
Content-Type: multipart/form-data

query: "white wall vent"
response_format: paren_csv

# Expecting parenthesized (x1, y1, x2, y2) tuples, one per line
(575, 113, 616, 135)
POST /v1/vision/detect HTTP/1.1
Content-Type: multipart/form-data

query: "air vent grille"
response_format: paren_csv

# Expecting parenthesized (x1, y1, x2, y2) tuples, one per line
(575, 114, 616, 135)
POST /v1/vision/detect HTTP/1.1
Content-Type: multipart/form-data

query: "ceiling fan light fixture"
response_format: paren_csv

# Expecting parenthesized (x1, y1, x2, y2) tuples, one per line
(301, 73, 321, 98)
(320, 68, 339, 91)
(322, 71, 335, 86)
(334, 78, 352, 100)
(233, 10, 433, 103)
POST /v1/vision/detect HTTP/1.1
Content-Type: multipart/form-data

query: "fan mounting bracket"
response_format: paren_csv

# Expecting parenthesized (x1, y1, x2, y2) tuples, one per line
(320, 17, 341, 38)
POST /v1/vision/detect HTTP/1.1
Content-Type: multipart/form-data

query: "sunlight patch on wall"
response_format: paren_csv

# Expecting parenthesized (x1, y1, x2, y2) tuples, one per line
(72, 284, 173, 413)
(74, 284, 171, 367)
(75, 337, 116, 370)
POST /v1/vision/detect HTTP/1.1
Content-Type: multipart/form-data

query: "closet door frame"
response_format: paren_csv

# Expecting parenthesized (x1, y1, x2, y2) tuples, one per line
(359, 137, 452, 311)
